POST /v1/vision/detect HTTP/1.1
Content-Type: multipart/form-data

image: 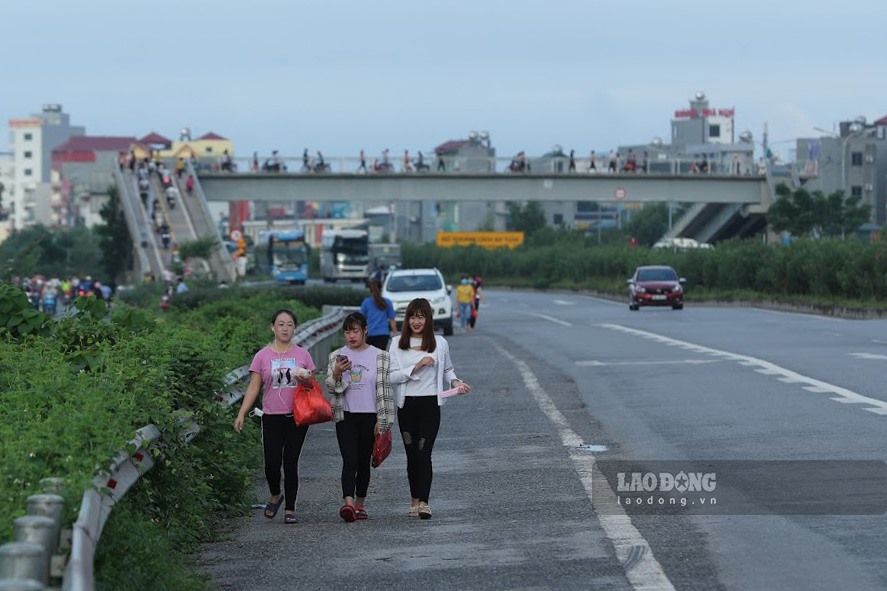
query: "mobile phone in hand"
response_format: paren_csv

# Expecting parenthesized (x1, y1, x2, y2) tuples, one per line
(337, 354, 349, 363)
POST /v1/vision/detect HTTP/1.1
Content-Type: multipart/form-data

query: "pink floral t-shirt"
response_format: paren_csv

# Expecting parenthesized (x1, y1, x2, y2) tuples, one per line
(249, 344, 316, 415)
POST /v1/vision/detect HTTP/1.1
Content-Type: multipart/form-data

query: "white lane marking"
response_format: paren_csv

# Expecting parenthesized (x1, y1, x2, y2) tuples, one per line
(525, 312, 573, 326)
(600, 323, 887, 416)
(850, 352, 887, 361)
(577, 359, 722, 367)
(553, 299, 575, 306)
(493, 341, 675, 591)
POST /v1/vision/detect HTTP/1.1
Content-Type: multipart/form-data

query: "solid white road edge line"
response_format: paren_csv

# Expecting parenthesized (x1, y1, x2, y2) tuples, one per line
(599, 323, 887, 416)
(492, 340, 676, 591)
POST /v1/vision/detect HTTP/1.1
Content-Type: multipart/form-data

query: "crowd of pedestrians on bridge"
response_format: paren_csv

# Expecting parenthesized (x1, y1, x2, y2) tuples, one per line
(207, 146, 735, 176)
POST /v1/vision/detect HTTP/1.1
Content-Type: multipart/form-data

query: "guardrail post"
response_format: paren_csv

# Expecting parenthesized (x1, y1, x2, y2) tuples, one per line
(0, 542, 46, 587)
(12, 517, 55, 583)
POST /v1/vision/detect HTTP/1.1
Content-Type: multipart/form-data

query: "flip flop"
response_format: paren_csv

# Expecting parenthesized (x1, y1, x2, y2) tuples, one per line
(354, 506, 368, 520)
(284, 513, 298, 524)
(339, 504, 356, 523)
(264, 496, 283, 519)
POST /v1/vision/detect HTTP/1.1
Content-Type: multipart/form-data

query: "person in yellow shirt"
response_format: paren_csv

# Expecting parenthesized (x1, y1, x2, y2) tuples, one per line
(234, 237, 248, 281)
(455, 275, 475, 331)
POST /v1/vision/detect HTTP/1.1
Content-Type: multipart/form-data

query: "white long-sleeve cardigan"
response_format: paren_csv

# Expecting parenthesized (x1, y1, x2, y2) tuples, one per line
(388, 335, 460, 408)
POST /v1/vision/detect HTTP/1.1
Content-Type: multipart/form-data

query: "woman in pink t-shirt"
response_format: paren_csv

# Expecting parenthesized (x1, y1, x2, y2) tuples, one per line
(325, 311, 395, 522)
(234, 309, 316, 524)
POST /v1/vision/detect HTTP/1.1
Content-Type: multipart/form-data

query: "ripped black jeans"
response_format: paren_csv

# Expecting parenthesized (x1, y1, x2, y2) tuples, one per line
(397, 396, 441, 503)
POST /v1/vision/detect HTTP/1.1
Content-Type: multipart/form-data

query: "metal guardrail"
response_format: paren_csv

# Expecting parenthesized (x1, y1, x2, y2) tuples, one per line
(0, 307, 347, 590)
(185, 161, 237, 284)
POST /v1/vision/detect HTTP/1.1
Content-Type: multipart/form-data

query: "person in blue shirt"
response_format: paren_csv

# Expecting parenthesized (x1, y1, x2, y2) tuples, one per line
(359, 278, 396, 351)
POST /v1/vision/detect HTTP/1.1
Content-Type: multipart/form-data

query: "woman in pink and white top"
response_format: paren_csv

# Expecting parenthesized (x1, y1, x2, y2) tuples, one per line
(234, 309, 315, 525)
(388, 298, 471, 519)
(325, 312, 395, 522)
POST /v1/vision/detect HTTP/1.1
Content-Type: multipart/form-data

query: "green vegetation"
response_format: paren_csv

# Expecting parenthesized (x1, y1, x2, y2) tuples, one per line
(95, 186, 133, 286)
(769, 184, 871, 239)
(402, 232, 887, 311)
(0, 283, 363, 590)
(0, 224, 103, 281)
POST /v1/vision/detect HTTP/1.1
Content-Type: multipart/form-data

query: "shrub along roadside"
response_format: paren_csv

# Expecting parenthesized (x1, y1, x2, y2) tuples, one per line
(401, 235, 887, 311)
(0, 286, 332, 590)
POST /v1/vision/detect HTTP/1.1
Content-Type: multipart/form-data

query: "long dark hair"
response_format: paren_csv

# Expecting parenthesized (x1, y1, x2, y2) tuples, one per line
(396, 298, 436, 352)
(369, 278, 387, 310)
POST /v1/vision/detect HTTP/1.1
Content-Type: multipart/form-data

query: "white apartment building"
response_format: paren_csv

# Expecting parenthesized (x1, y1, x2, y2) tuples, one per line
(0, 151, 14, 241)
(7, 104, 85, 232)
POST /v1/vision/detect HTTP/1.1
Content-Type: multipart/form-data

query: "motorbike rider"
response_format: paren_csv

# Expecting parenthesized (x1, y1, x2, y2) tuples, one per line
(160, 222, 171, 250)
(315, 151, 327, 172)
(415, 151, 429, 171)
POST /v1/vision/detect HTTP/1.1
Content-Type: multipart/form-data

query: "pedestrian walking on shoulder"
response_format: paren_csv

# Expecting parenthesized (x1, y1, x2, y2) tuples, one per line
(568, 149, 576, 172)
(389, 298, 471, 519)
(233, 309, 317, 524)
(468, 276, 485, 330)
(357, 149, 367, 173)
(455, 275, 475, 331)
(360, 277, 397, 351)
(588, 150, 597, 172)
(325, 312, 395, 522)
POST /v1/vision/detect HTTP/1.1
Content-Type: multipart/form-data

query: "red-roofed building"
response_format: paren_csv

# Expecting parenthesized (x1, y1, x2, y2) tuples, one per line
(138, 132, 173, 149)
(51, 135, 137, 229)
(198, 131, 227, 141)
(53, 136, 136, 164)
(433, 132, 495, 173)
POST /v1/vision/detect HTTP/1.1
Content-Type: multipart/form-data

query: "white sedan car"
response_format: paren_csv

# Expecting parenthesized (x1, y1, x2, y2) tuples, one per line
(382, 268, 454, 336)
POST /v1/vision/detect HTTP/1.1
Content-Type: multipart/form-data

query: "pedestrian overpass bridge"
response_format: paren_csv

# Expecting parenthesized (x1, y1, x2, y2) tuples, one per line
(199, 171, 770, 204)
(197, 170, 775, 243)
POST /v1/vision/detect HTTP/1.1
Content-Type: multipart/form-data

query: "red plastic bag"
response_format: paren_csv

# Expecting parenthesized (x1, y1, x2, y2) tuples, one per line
(293, 379, 333, 427)
(372, 430, 393, 468)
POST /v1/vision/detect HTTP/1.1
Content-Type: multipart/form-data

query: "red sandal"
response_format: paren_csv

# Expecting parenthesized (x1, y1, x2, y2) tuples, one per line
(339, 504, 356, 523)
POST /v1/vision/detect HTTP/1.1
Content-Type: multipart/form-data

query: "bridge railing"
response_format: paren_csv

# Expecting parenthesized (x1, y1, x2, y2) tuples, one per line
(0, 307, 348, 591)
(200, 153, 762, 178)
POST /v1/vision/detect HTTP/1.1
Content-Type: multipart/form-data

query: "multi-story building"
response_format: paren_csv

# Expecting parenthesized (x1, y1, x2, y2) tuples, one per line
(795, 117, 887, 226)
(52, 135, 137, 228)
(7, 104, 85, 232)
(620, 91, 754, 176)
(0, 151, 14, 240)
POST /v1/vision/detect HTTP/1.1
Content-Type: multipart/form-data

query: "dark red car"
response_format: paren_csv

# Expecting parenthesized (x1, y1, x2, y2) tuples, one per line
(628, 265, 685, 310)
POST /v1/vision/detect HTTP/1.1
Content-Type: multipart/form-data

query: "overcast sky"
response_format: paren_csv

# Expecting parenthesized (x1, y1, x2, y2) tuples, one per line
(2, 0, 883, 162)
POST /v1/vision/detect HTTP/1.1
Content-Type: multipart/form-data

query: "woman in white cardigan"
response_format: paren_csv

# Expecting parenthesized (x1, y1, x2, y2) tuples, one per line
(388, 298, 471, 519)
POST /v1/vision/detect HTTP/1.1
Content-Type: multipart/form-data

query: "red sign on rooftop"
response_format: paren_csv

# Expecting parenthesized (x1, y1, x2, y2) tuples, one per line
(674, 108, 735, 119)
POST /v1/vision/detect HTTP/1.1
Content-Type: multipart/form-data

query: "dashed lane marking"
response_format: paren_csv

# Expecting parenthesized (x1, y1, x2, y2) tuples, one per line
(577, 359, 722, 367)
(599, 323, 887, 416)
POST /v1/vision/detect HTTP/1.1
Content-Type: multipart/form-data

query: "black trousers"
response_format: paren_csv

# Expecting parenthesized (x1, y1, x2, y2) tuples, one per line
(261, 414, 309, 511)
(336, 411, 377, 499)
(397, 396, 441, 502)
(366, 334, 390, 352)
